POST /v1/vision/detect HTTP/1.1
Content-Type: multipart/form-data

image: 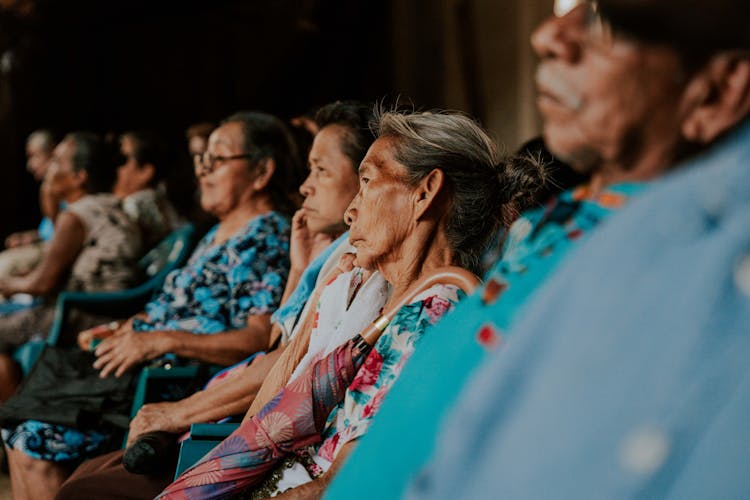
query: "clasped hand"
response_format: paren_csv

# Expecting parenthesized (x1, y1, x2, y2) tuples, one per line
(93, 323, 164, 378)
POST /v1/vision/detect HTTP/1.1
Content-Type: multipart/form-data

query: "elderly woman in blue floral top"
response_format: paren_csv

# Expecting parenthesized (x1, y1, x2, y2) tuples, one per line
(2, 111, 304, 499)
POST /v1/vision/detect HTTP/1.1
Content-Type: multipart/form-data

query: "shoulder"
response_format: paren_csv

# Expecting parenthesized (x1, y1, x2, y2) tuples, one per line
(390, 283, 463, 331)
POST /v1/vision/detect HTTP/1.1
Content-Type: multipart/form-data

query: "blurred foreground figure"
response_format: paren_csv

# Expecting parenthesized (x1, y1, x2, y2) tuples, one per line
(407, 0, 750, 498)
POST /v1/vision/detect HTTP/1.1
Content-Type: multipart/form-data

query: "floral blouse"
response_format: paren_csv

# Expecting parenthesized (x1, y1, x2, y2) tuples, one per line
(316, 284, 463, 465)
(250, 283, 464, 497)
(133, 211, 291, 335)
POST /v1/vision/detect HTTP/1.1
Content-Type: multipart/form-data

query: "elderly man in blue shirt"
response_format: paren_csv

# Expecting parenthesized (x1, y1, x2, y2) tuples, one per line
(327, 0, 750, 498)
(402, 0, 750, 498)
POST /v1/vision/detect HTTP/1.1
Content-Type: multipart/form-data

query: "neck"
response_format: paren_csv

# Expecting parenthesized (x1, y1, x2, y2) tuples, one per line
(64, 189, 87, 204)
(213, 193, 275, 245)
(378, 225, 454, 308)
(587, 142, 682, 195)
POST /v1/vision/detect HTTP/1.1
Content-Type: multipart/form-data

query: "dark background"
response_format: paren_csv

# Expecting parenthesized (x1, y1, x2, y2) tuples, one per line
(0, 0, 393, 240)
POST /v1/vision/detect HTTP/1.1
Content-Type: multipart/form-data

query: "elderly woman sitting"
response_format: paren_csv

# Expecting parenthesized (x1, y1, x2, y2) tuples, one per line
(0, 132, 142, 400)
(158, 108, 533, 499)
(112, 131, 181, 249)
(0, 111, 303, 500)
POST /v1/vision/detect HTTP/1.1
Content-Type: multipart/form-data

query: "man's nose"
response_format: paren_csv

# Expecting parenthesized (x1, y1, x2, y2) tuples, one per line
(530, 5, 585, 63)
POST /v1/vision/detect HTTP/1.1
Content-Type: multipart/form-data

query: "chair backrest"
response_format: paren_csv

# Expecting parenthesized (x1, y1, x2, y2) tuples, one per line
(137, 224, 196, 290)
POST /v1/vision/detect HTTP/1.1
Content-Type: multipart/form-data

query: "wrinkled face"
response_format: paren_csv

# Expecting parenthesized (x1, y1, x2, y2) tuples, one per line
(45, 139, 85, 198)
(532, 2, 686, 173)
(114, 136, 150, 197)
(344, 137, 417, 270)
(299, 125, 360, 235)
(197, 122, 257, 218)
(26, 140, 53, 181)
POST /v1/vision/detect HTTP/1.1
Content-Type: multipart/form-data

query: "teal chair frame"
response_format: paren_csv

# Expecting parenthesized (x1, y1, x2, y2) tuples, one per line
(174, 422, 240, 478)
(12, 224, 197, 375)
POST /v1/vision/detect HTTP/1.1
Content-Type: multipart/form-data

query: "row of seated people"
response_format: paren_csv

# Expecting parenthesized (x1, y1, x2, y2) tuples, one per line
(0, 130, 189, 400)
(0, 100, 560, 498)
(1, 0, 749, 495)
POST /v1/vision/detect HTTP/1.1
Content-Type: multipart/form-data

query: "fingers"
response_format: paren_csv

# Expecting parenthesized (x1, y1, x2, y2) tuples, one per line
(337, 252, 357, 273)
(114, 357, 138, 378)
(292, 208, 307, 227)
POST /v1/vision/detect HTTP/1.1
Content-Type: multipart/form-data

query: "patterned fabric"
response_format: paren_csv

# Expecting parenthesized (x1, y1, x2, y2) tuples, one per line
(122, 187, 180, 249)
(65, 193, 142, 293)
(0, 194, 142, 353)
(326, 183, 644, 500)
(158, 336, 372, 499)
(256, 284, 464, 497)
(407, 120, 750, 500)
(270, 232, 350, 344)
(3, 211, 291, 464)
(133, 211, 291, 335)
(290, 268, 390, 381)
(160, 283, 462, 499)
(2, 421, 108, 463)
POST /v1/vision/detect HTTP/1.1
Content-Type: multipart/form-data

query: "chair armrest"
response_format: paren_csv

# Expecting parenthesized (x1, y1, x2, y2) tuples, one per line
(47, 289, 152, 346)
(188, 422, 240, 440)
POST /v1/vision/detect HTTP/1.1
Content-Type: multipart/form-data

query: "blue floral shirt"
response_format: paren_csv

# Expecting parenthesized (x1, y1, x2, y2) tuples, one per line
(134, 211, 291, 335)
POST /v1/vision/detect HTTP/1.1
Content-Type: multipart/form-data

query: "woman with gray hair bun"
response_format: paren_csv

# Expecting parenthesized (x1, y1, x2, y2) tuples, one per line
(158, 107, 546, 499)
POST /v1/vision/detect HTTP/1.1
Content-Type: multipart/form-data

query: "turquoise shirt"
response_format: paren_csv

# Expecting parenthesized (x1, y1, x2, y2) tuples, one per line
(326, 182, 644, 499)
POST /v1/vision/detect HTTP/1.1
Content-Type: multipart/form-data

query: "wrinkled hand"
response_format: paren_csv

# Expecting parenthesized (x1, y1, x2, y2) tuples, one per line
(93, 327, 164, 378)
(127, 401, 189, 446)
(290, 209, 335, 273)
(336, 252, 357, 274)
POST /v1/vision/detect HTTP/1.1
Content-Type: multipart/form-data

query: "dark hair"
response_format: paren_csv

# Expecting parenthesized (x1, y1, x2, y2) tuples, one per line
(500, 137, 588, 226)
(122, 131, 169, 186)
(374, 107, 550, 275)
(185, 122, 215, 141)
(222, 111, 304, 216)
(66, 131, 114, 194)
(599, 0, 750, 72)
(315, 101, 376, 170)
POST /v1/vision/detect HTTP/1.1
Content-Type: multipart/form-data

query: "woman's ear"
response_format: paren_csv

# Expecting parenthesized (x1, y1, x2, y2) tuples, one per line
(252, 158, 276, 191)
(414, 168, 445, 220)
(681, 52, 750, 144)
(72, 169, 89, 191)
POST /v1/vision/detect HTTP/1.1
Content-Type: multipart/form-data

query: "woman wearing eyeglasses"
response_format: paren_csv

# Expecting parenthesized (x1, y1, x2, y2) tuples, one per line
(1, 111, 304, 500)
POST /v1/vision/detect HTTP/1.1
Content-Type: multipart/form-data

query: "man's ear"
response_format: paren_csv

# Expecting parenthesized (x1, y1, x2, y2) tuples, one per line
(413, 168, 445, 220)
(681, 52, 750, 144)
(253, 158, 276, 191)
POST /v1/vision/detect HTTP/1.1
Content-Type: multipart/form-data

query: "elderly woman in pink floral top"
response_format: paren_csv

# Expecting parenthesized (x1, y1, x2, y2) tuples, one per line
(159, 108, 546, 499)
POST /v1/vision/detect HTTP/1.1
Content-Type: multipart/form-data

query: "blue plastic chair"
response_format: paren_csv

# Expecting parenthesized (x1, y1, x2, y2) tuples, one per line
(174, 422, 240, 478)
(12, 224, 197, 375)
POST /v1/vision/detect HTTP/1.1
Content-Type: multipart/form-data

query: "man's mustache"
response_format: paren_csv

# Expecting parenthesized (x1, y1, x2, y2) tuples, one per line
(535, 65, 583, 111)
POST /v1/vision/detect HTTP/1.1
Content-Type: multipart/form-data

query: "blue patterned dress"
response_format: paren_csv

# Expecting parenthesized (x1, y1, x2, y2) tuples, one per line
(3, 211, 291, 463)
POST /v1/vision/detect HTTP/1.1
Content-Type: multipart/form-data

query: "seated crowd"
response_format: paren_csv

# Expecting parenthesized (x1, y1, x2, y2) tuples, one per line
(0, 0, 748, 498)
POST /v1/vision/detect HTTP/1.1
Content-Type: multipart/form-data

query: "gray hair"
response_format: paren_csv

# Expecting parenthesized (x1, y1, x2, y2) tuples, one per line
(27, 129, 55, 152)
(373, 107, 514, 275)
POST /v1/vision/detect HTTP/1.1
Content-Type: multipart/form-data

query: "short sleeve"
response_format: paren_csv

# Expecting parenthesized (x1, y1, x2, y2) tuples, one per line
(227, 214, 291, 328)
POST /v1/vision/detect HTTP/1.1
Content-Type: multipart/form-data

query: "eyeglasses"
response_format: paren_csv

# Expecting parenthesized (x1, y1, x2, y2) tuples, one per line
(193, 151, 254, 177)
(554, 0, 613, 48)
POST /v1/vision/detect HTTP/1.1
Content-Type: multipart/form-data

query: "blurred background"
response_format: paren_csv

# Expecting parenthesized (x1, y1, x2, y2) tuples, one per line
(0, 0, 552, 241)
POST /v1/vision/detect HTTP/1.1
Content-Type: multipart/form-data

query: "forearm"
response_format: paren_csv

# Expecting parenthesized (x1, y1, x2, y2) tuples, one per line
(176, 348, 284, 425)
(159, 320, 272, 366)
(0, 272, 54, 296)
